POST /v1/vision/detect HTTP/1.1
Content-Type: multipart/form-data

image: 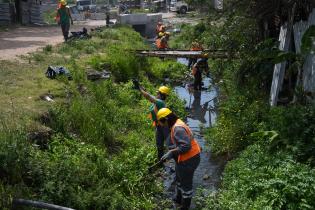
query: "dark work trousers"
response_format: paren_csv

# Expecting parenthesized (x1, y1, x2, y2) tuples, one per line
(174, 154, 200, 210)
(61, 23, 70, 41)
(188, 58, 197, 69)
(193, 70, 202, 91)
(156, 124, 170, 160)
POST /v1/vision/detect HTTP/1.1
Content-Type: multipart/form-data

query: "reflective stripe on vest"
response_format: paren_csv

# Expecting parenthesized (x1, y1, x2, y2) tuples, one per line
(171, 119, 201, 162)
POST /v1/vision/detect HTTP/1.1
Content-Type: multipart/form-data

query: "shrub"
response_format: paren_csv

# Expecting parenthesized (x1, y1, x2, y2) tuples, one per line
(205, 144, 315, 210)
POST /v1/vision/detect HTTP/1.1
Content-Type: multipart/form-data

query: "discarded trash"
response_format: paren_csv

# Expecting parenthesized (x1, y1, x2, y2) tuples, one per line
(173, 28, 181, 33)
(86, 70, 111, 81)
(46, 66, 72, 80)
(68, 27, 91, 40)
(40, 93, 55, 102)
(203, 174, 210, 180)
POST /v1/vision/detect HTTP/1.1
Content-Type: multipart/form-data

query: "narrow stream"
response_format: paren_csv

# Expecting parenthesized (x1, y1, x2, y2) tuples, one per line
(162, 59, 227, 209)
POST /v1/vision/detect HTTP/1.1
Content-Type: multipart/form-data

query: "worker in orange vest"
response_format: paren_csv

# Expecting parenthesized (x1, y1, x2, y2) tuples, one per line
(157, 108, 201, 210)
(156, 32, 170, 50)
(133, 79, 171, 162)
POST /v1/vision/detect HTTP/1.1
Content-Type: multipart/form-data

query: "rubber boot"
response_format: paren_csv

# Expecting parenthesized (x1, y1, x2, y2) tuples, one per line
(180, 198, 192, 210)
(172, 188, 182, 205)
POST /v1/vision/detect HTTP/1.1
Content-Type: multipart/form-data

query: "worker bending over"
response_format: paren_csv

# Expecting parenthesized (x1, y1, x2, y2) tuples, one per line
(191, 56, 209, 91)
(188, 40, 204, 69)
(133, 80, 171, 162)
(157, 108, 200, 210)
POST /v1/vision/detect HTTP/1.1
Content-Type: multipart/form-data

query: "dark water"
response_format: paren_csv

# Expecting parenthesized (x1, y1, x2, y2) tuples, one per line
(162, 59, 227, 208)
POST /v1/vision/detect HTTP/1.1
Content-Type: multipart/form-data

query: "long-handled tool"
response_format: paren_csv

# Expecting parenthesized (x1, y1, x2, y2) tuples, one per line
(148, 159, 163, 173)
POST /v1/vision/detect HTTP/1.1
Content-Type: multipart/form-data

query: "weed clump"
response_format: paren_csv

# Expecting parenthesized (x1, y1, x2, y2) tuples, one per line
(0, 25, 187, 209)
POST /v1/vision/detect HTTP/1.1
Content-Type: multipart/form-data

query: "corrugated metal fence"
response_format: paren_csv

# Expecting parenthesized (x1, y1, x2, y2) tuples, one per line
(270, 8, 315, 106)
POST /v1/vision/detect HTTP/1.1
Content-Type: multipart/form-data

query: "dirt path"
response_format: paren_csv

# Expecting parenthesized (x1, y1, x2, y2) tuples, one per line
(0, 20, 106, 61)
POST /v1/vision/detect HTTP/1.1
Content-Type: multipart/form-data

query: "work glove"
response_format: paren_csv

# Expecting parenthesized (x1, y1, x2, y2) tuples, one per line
(132, 79, 140, 90)
(161, 150, 173, 162)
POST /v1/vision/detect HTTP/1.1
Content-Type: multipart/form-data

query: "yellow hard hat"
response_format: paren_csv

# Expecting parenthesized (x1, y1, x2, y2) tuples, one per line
(60, 0, 67, 5)
(157, 108, 172, 120)
(158, 32, 165, 37)
(158, 86, 170, 95)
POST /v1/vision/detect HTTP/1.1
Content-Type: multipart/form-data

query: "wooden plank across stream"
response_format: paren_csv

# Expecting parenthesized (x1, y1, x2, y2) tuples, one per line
(136, 50, 237, 59)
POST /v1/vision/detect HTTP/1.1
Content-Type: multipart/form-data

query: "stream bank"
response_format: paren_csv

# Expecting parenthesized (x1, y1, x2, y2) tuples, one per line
(162, 59, 227, 209)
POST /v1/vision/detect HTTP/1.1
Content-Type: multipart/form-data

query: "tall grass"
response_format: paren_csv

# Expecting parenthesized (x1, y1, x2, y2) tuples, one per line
(0, 25, 187, 209)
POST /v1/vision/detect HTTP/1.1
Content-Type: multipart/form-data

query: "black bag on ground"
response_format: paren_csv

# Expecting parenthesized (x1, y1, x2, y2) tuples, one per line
(69, 27, 90, 40)
(46, 66, 72, 80)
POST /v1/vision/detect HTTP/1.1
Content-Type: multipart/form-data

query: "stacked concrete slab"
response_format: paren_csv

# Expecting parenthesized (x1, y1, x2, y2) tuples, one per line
(118, 13, 162, 38)
(0, 3, 14, 25)
(20, 0, 45, 25)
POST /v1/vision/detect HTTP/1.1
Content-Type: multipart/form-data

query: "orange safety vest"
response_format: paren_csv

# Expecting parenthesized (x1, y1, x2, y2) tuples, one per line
(191, 47, 203, 51)
(156, 38, 167, 49)
(171, 119, 201, 162)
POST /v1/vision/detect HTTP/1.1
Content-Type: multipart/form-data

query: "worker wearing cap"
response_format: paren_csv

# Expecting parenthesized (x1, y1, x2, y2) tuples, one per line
(133, 80, 171, 161)
(57, 0, 73, 41)
(157, 108, 200, 210)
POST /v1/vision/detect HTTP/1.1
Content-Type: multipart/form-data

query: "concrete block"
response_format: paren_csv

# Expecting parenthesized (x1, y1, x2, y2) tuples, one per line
(119, 13, 162, 38)
(119, 13, 147, 25)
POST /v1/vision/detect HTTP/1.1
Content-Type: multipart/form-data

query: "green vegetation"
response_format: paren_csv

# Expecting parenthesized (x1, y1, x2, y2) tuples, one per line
(130, 8, 151, 14)
(170, 3, 315, 209)
(0, 25, 187, 209)
(43, 8, 57, 25)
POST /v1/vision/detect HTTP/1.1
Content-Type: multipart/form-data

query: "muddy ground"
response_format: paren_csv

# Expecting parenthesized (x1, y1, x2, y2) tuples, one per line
(0, 12, 201, 61)
(0, 20, 106, 60)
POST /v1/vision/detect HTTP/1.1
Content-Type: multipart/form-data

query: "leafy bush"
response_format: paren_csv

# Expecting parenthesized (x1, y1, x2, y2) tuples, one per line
(205, 94, 269, 154)
(43, 9, 57, 25)
(204, 144, 315, 210)
(261, 105, 315, 165)
(146, 58, 188, 82)
(0, 25, 187, 209)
